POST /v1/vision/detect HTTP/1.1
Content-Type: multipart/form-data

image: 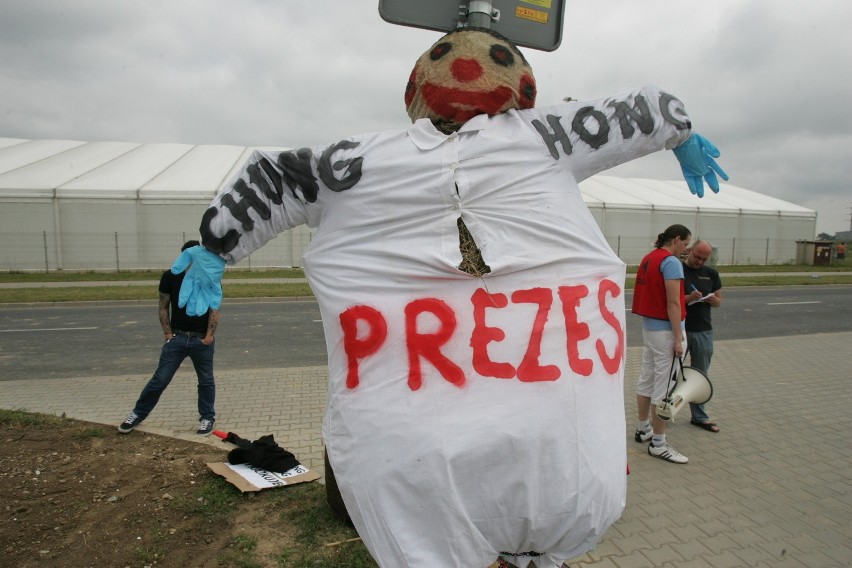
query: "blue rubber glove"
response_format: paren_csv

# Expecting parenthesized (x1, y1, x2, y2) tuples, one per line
(672, 133, 729, 198)
(170, 245, 225, 316)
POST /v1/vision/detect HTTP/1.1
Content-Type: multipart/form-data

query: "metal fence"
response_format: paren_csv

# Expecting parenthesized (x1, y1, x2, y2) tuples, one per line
(0, 228, 314, 272)
(607, 235, 798, 266)
(0, 228, 802, 272)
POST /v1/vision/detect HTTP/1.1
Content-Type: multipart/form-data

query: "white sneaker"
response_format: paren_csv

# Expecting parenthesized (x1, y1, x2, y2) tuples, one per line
(634, 428, 653, 443)
(648, 442, 688, 464)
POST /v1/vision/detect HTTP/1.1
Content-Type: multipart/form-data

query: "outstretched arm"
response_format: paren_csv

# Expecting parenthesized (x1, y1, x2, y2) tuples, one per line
(530, 86, 728, 197)
(200, 148, 318, 264)
(175, 143, 330, 315)
(531, 86, 693, 181)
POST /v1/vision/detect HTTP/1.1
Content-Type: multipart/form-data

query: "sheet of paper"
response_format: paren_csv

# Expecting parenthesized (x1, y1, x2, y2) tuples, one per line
(688, 293, 714, 306)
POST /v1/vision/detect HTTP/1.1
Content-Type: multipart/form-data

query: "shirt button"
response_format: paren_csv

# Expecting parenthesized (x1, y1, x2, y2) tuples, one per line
(450, 162, 459, 170)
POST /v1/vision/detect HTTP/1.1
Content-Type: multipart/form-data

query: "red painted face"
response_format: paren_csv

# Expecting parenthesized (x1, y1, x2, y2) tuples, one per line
(405, 29, 536, 131)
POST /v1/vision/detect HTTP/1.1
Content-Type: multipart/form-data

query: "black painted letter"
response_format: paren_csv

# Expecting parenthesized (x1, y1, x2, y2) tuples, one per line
(318, 140, 363, 193)
(572, 106, 610, 150)
(278, 149, 320, 203)
(220, 180, 272, 231)
(609, 95, 654, 139)
(659, 92, 691, 130)
(247, 158, 284, 205)
(532, 115, 573, 159)
(199, 206, 241, 255)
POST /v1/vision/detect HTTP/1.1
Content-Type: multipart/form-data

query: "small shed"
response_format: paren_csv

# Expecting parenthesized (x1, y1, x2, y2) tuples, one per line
(795, 240, 834, 266)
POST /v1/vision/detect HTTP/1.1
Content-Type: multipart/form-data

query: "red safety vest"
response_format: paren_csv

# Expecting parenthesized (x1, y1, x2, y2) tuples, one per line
(631, 248, 685, 320)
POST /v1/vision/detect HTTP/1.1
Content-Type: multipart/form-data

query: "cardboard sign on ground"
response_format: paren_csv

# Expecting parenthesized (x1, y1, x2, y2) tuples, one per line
(207, 462, 320, 493)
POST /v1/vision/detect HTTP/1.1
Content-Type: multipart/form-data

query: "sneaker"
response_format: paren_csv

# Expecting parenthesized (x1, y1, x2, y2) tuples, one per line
(196, 419, 215, 436)
(648, 442, 688, 464)
(118, 411, 141, 434)
(634, 428, 653, 443)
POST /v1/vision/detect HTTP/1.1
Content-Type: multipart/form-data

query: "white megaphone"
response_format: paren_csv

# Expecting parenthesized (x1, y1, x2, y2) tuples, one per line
(656, 362, 713, 421)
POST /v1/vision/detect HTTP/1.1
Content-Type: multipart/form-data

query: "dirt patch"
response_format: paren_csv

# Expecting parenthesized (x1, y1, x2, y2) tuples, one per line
(0, 417, 368, 568)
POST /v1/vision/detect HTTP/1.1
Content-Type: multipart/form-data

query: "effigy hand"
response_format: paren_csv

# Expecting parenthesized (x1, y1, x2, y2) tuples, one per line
(672, 133, 729, 198)
(171, 245, 225, 316)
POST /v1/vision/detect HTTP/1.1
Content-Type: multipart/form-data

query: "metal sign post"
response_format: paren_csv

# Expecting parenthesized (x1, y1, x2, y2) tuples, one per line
(466, 1, 498, 28)
(379, 0, 566, 51)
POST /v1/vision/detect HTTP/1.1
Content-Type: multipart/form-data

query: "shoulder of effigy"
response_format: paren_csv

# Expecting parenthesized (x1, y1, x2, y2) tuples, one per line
(247, 127, 410, 161)
(516, 87, 675, 120)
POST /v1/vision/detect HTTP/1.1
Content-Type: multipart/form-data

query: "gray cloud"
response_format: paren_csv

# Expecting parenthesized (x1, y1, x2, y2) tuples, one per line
(1, 0, 849, 233)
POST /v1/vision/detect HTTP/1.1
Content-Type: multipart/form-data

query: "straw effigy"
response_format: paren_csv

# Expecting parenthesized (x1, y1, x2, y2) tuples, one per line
(457, 217, 491, 277)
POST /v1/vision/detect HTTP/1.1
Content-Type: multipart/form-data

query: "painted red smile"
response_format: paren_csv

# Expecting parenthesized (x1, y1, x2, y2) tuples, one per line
(421, 83, 514, 123)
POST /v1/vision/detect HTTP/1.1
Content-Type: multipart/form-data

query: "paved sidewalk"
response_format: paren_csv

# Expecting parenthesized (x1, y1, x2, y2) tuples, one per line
(2, 332, 851, 567)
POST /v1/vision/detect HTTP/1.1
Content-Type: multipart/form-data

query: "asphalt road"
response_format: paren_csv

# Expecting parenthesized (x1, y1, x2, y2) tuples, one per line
(0, 285, 850, 381)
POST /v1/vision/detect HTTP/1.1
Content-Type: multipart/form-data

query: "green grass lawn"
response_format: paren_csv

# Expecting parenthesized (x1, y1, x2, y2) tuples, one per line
(1, 264, 850, 304)
(0, 267, 306, 283)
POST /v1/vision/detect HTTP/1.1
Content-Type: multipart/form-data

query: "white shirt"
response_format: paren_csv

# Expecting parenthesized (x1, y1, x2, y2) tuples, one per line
(203, 85, 691, 568)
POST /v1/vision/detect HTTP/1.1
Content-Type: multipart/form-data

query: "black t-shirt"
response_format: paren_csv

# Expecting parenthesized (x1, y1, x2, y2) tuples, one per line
(159, 270, 210, 333)
(682, 262, 721, 332)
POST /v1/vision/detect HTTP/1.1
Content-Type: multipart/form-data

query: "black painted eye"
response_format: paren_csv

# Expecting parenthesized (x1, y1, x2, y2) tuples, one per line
(489, 44, 514, 67)
(430, 42, 453, 61)
(520, 74, 536, 107)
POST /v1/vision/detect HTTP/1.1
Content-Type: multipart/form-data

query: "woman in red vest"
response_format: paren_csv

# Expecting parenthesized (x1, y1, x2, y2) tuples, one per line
(631, 224, 693, 464)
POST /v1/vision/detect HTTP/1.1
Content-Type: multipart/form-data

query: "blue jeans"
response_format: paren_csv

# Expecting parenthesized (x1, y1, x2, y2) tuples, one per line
(132, 335, 216, 422)
(686, 329, 713, 423)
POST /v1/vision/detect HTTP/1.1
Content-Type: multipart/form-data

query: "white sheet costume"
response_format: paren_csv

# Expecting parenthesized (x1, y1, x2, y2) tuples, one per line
(199, 86, 691, 567)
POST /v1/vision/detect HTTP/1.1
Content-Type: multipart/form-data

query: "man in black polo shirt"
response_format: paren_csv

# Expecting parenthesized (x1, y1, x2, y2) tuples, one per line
(682, 240, 722, 433)
(118, 241, 220, 436)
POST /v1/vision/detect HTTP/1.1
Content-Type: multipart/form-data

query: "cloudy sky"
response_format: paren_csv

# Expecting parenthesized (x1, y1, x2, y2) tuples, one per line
(1, 0, 850, 235)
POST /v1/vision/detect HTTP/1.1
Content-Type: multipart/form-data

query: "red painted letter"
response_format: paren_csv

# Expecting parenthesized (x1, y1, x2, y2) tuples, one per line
(596, 279, 625, 374)
(339, 305, 388, 389)
(470, 288, 515, 379)
(557, 285, 593, 376)
(405, 298, 466, 390)
(511, 288, 560, 382)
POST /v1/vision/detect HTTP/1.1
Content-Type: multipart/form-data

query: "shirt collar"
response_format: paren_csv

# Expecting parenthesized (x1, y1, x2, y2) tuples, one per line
(406, 115, 490, 150)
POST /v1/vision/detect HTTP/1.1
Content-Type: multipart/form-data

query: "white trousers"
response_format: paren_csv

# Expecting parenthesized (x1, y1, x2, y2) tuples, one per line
(637, 328, 684, 405)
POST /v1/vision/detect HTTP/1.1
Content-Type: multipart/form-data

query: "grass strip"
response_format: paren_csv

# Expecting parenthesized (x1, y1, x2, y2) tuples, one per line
(4, 276, 852, 304)
(0, 408, 67, 427)
(0, 283, 315, 303)
(0, 268, 306, 283)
